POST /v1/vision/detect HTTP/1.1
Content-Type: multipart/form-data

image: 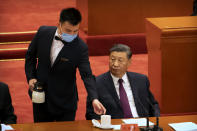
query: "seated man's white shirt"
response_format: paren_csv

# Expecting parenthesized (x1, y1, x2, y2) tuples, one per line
(111, 73, 139, 117)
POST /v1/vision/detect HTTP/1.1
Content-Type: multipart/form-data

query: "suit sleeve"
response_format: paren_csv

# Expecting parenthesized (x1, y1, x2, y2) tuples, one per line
(78, 44, 98, 101)
(146, 77, 160, 117)
(25, 27, 41, 82)
(85, 95, 100, 120)
(0, 83, 17, 124)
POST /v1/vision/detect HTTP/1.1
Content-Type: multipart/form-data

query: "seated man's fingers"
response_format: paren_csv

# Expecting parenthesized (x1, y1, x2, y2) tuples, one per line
(94, 105, 103, 115)
(99, 102, 106, 115)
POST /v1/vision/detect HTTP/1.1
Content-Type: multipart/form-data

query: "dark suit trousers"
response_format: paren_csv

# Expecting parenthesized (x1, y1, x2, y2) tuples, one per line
(33, 103, 76, 122)
(29, 88, 76, 122)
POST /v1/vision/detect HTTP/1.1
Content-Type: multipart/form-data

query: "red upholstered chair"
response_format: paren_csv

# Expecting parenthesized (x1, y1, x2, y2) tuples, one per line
(0, 31, 36, 60)
(85, 33, 147, 56)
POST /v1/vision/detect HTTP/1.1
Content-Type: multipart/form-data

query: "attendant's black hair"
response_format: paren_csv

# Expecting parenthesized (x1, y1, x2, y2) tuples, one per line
(59, 8, 82, 25)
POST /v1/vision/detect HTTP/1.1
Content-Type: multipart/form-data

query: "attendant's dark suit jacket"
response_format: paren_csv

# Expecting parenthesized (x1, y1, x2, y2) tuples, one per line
(25, 26, 98, 115)
(86, 72, 160, 120)
(0, 82, 17, 124)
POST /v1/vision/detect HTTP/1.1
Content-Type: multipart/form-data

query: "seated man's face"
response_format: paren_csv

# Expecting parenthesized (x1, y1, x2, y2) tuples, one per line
(109, 51, 131, 78)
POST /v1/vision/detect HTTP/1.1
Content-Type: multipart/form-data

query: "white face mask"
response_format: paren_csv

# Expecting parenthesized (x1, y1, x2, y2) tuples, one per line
(59, 23, 78, 42)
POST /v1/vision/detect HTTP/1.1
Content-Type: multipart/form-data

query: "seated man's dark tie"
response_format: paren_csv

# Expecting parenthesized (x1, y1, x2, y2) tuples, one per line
(118, 79, 133, 118)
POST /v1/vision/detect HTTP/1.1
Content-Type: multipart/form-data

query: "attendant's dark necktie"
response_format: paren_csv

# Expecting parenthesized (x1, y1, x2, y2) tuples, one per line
(118, 79, 133, 118)
(55, 36, 68, 44)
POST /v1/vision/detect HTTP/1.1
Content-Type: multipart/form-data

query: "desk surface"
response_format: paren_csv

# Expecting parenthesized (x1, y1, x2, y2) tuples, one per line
(11, 115, 197, 131)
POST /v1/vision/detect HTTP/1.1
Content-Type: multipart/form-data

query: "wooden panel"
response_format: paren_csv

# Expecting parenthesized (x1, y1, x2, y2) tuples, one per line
(88, 0, 141, 35)
(77, 0, 193, 35)
(162, 35, 197, 113)
(76, 0, 88, 33)
(146, 16, 197, 114)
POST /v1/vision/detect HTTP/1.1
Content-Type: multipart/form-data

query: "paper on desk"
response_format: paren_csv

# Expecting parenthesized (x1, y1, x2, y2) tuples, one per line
(169, 122, 197, 131)
(92, 119, 121, 130)
(122, 118, 154, 127)
(1, 124, 14, 131)
(111, 125, 121, 130)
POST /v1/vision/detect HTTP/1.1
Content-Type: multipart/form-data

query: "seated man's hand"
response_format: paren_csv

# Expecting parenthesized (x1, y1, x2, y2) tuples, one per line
(92, 99, 106, 115)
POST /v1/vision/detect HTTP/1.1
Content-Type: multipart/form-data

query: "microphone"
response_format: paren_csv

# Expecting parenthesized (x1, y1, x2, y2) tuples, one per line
(146, 98, 163, 131)
(135, 95, 154, 131)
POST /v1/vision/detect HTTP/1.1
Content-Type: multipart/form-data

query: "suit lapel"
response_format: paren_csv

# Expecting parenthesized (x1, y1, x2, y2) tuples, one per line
(127, 72, 138, 100)
(104, 72, 122, 109)
(45, 27, 57, 68)
(127, 72, 142, 116)
(51, 45, 65, 68)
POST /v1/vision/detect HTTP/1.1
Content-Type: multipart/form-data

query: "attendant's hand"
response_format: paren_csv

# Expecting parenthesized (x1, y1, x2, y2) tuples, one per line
(92, 99, 106, 115)
(29, 79, 37, 91)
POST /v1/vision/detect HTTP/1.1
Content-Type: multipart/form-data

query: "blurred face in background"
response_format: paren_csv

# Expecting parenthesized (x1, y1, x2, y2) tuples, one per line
(109, 51, 131, 78)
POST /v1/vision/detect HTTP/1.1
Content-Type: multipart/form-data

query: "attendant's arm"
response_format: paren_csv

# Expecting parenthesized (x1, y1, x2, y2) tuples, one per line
(25, 28, 41, 88)
(1, 83, 17, 124)
(78, 45, 106, 115)
(86, 96, 100, 120)
(145, 77, 160, 117)
(78, 45, 98, 100)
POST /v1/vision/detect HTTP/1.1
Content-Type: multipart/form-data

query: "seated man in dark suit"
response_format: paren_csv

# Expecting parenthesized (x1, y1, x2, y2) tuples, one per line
(0, 82, 17, 124)
(86, 44, 160, 120)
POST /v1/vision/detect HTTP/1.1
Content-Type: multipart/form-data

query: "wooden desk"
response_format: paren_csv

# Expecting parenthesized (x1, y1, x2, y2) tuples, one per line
(11, 115, 197, 131)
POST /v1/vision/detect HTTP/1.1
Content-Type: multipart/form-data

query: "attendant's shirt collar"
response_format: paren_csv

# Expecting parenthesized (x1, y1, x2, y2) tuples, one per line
(55, 28, 61, 38)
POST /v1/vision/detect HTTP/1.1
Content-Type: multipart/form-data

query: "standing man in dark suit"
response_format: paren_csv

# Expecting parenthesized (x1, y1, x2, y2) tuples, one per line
(86, 44, 160, 120)
(25, 8, 105, 122)
(0, 82, 17, 124)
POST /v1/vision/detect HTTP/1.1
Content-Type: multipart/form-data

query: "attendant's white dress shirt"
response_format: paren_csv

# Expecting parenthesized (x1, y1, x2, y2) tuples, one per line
(50, 29, 64, 65)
